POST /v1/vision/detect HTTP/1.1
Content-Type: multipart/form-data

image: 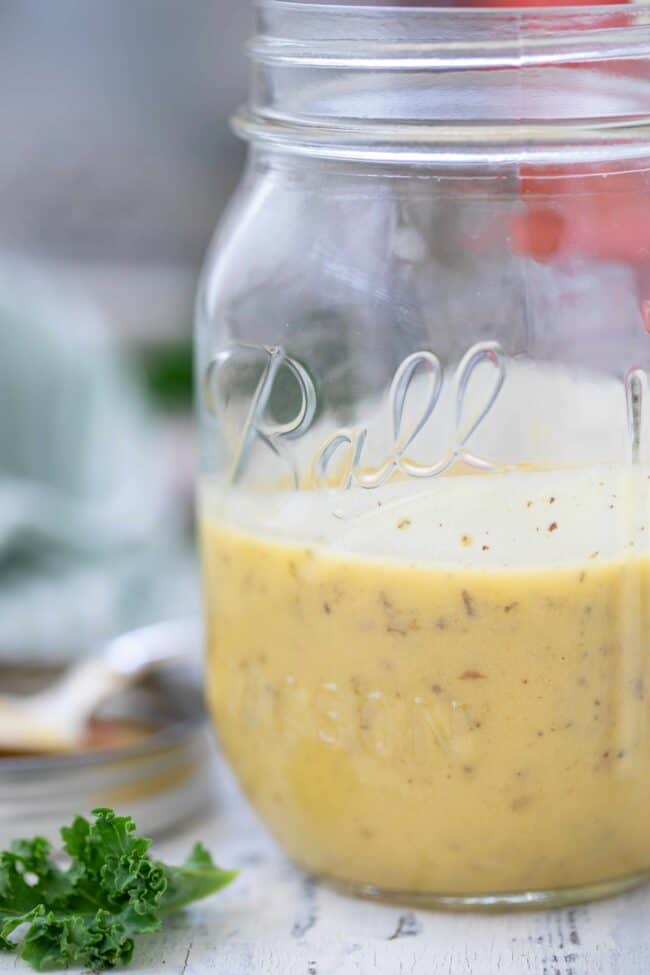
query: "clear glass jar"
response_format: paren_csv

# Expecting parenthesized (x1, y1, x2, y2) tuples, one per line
(197, 0, 650, 909)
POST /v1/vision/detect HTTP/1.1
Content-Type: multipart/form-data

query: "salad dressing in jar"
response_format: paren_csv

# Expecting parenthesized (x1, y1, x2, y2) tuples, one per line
(197, 0, 650, 908)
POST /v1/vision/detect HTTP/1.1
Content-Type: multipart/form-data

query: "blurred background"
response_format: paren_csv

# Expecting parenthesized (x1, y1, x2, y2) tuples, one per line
(0, 1, 250, 660)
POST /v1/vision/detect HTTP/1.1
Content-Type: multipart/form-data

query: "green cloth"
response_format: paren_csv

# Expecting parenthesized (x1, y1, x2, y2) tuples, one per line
(0, 262, 197, 659)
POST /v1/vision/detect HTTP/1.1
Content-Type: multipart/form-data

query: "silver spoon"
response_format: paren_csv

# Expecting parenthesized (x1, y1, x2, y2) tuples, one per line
(0, 617, 202, 754)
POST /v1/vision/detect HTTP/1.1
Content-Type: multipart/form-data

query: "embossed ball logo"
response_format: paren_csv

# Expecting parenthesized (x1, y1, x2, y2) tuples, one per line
(205, 340, 507, 488)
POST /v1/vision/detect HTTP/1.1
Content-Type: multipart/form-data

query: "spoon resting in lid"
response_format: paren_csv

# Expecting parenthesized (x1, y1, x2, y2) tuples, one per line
(0, 617, 202, 755)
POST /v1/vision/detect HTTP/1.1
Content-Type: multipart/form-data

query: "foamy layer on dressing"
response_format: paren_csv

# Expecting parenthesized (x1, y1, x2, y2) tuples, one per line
(201, 464, 650, 570)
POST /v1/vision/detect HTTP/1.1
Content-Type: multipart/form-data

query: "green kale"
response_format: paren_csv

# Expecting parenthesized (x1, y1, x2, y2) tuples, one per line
(0, 808, 236, 971)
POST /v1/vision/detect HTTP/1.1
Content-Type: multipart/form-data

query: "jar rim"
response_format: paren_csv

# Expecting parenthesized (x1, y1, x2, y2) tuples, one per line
(251, 0, 650, 70)
(242, 0, 650, 166)
(257, 0, 648, 14)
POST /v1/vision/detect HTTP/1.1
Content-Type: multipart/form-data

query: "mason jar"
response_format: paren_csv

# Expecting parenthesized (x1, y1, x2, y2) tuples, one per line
(197, 0, 650, 909)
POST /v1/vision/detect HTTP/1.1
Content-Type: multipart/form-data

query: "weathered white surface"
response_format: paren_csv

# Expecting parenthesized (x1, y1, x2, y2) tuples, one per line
(2, 753, 649, 975)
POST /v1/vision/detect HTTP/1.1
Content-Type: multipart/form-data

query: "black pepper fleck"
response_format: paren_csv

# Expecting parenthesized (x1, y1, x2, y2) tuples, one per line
(511, 796, 532, 811)
(462, 590, 475, 617)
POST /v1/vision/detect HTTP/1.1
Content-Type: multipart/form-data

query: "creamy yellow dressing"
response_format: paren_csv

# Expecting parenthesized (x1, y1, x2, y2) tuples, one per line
(201, 467, 650, 897)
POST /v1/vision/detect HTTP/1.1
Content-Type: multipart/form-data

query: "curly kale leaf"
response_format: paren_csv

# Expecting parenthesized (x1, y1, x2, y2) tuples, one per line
(0, 809, 236, 971)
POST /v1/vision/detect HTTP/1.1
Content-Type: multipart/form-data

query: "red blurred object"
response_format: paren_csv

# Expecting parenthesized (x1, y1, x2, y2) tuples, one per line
(482, 0, 648, 317)
(462, 0, 631, 27)
(512, 167, 650, 318)
(456, 0, 625, 6)
(398, 0, 648, 317)
(393, 1, 627, 5)
(511, 207, 566, 263)
(513, 171, 650, 264)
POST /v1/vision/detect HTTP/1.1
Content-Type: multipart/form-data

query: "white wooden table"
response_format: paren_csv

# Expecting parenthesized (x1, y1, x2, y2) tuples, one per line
(2, 754, 649, 975)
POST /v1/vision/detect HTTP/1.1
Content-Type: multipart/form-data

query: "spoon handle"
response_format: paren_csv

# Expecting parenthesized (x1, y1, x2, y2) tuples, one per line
(105, 617, 203, 677)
